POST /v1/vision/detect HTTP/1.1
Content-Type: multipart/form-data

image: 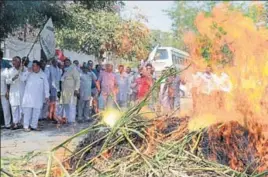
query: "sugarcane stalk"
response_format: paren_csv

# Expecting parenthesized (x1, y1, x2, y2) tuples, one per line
(45, 152, 52, 177)
(51, 124, 101, 151)
(121, 128, 160, 177)
(0, 168, 14, 177)
(190, 131, 203, 154)
(52, 154, 70, 177)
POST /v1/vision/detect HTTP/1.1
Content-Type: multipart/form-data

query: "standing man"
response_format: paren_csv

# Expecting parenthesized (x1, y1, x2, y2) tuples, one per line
(39, 59, 50, 120)
(91, 64, 101, 113)
(133, 67, 152, 101)
(47, 58, 62, 120)
(116, 65, 129, 109)
(73, 60, 82, 73)
(146, 63, 156, 81)
(130, 65, 142, 103)
(21, 60, 49, 131)
(145, 63, 156, 110)
(126, 67, 134, 106)
(88, 60, 93, 68)
(55, 60, 66, 124)
(60, 58, 80, 124)
(0, 50, 12, 129)
(97, 63, 117, 111)
(78, 66, 97, 121)
(6, 56, 27, 129)
(166, 70, 181, 111)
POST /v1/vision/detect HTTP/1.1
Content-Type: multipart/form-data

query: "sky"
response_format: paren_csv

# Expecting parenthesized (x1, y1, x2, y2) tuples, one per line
(121, 1, 174, 32)
(120, 1, 258, 32)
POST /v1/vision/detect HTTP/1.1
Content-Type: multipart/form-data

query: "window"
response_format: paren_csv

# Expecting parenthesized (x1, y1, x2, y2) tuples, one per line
(154, 49, 169, 60)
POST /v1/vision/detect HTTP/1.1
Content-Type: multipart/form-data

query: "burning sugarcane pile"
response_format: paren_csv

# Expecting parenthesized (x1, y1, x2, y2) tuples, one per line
(1, 63, 267, 177)
(27, 65, 265, 177)
(2, 3, 268, 177)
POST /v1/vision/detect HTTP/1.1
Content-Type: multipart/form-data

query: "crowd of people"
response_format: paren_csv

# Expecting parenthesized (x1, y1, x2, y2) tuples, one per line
(1, 48, 233, 132)
(0, 49, 186, 132)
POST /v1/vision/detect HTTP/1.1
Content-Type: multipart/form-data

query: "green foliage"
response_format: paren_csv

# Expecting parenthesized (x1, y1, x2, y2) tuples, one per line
(165, 1, 268, 50)
(56, 5, 150, 60)
(150, 30, 178, 48)
(73, 0, 124, 12)
(0, 1, 69, 41)
(0, 0, 123, 42)
(56, 5, 120, 56)
(220, 44, 233, 65)
(165, 1, 220, 49)
(244, 4, 261, 23)
(266, 1, 268, 25)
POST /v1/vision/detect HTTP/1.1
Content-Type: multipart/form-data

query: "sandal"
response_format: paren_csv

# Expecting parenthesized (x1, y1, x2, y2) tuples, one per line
(11, 124, 19, 130)
(24, 128, 31, 132)
(30, 127, 42, 131)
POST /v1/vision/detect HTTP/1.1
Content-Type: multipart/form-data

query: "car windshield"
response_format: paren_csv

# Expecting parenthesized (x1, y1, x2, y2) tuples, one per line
(154, 49, 169, 60)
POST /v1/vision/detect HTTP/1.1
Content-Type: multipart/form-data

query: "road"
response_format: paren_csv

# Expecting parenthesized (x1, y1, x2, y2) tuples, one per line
(1, 120, 91, 159)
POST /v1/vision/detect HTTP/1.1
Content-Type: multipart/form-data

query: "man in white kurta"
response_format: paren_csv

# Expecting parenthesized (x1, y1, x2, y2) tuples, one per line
(78, 66, 97, 121)
(60, 59, 80, 123)
(0, 65, 11, 128)
(6, 56, 27, 129)
(21, 60, 49, 131)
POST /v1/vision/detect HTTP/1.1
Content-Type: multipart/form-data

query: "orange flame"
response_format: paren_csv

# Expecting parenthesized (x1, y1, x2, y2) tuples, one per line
(181, 2, 268, 173)
(182, 3, 268, 132)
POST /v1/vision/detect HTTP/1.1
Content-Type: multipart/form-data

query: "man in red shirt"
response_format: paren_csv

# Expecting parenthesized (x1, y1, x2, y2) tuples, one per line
(134, 67, 152, 101)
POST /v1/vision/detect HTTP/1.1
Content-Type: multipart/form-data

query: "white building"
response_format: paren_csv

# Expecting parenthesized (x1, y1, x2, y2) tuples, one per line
(2, 38, 97, 64)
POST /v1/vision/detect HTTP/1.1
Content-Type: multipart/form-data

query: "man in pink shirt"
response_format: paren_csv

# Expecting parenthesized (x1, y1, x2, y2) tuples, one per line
(97, 64, 117, 111)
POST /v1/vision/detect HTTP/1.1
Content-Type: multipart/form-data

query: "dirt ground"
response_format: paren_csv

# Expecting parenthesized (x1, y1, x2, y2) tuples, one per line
(0, 120, 92, 158)
(0, 98, 193, 160)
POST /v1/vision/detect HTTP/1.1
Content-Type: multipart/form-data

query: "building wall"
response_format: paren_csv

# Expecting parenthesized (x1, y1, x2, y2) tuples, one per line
(3, 38, 97, 64)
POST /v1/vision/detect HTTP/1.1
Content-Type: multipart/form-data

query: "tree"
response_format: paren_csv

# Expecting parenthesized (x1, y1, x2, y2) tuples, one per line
(266, 1, 268, 25)
(244, 2, 266, 24)
(0, 1, 69, 41)
(165, 1, 221, 49)
(56, 5, 151, 60)
(164, 1, 254, 49)
(112, 19, 151, 60)
(73, 0, 124, 12)
(150, 30, 176, 48)
(0, 0, 124, 42)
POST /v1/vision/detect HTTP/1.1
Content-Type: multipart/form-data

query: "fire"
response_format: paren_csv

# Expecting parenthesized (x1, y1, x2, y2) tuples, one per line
(102, 108, 122, 128)
(180, 2, 268, 173)
(183, 2, 268, 131)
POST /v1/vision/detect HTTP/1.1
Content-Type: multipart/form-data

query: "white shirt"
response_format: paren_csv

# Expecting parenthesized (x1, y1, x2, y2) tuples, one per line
(21, 70, 49, 109)
(0, 68, 9, 96)
(116, 72, 129, 102)
(80, 71, 97, 100)
(200, 72, 217, 95)
(76, 66, 82, 73)
(6, 67, 27, 106)
(217, 72, 232, 92)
